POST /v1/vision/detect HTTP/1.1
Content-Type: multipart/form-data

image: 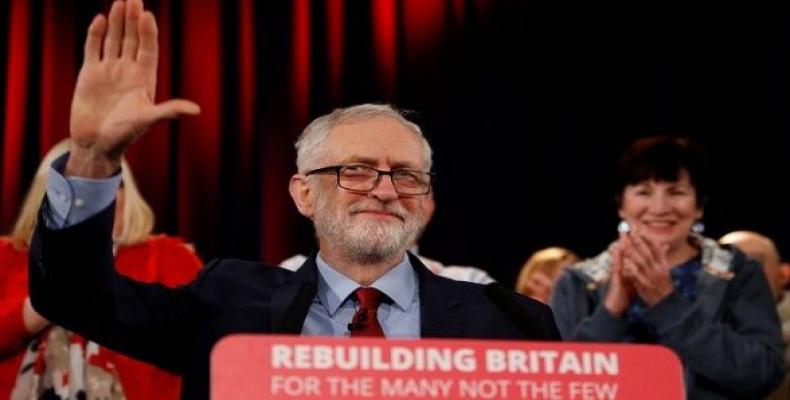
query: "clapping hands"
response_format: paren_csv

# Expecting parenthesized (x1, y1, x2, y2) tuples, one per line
(604, 229, 674, 316)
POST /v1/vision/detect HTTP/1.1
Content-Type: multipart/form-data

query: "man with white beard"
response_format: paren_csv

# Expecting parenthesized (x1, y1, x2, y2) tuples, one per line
(28, 1, 559, 399)
(280, 191, 496, 284)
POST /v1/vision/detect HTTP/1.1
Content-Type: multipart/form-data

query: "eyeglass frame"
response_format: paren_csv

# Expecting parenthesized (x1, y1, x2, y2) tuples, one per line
(304, 164, 435, 195)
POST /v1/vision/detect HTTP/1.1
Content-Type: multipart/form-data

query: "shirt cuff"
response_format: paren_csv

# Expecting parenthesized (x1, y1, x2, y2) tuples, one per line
(45, 153, 122, 229)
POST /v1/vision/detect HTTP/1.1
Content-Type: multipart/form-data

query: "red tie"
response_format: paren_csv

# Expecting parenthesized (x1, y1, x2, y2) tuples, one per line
(349, 287, 386, 337)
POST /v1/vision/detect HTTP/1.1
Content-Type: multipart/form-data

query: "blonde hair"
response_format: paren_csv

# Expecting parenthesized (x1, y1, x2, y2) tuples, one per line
(10, 139, 154, 248)
(515, 247, 579, 296)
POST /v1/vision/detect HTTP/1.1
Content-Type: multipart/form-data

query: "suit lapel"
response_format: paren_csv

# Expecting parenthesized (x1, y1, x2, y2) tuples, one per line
(270, 256, 319, 334)
(411, 253, 465, 338)
(270, 252, 469, 337)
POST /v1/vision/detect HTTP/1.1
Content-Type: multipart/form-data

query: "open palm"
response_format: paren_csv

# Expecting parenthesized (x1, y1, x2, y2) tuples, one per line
(70, 0, 199, 162)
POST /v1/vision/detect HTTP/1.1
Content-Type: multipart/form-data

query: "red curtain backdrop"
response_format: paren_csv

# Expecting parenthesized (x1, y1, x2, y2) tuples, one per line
(0, 0, 474, 265)
(4, 0, 790, 281)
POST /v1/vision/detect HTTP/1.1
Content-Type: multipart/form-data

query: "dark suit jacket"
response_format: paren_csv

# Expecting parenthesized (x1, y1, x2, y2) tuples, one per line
(30, 204, 560, 400)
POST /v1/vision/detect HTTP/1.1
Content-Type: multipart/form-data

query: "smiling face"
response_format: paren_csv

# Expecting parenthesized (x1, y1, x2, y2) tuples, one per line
(618, 169, 703, 250)
(294, 115, 428, 264)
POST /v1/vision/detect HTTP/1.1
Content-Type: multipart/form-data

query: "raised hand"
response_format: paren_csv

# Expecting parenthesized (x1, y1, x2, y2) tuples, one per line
(68, 0, 200, 178)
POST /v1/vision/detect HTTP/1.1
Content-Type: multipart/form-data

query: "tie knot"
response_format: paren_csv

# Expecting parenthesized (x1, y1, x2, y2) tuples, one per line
(354, 287, 385, 310)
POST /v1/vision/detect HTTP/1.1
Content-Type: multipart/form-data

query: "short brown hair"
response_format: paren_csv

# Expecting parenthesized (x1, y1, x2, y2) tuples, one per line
(615, 136, 710, 207)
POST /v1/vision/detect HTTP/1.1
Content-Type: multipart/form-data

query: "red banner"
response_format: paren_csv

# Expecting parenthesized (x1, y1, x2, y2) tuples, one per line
(211, 335, 684, 400)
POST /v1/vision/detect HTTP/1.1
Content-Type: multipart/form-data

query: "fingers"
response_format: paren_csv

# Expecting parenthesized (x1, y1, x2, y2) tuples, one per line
(90, 0, 149, 62)
(103, 1, 126, 60)
(621, 232, 665, 275)
(620, 255, 639, 281)
(619, 234, 674, 305)
(84, 14, 107, 64)
(625, 260, 651, 286)
(636, 233, 663, 265)
(611, 240, 625, 276)
(137, 11, 159, 67)
(624, 238, 651, 273)
(145, 99, 201, 123)
(122, 0, 143, 60)
(617, 234, 654, 286)
(615, 234, 636, 272)
(630, 234, 657, 265)
(619, 250, 650, 289)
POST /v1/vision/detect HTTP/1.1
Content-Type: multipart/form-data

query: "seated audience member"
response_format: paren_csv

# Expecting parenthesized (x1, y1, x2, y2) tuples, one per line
(719, 230, 790, 400)
(516, 247, 579, 303)
(1, 140, 203, 399)
(281, 192, 495, 284)
(28, 2, 560, 399)
(550, 136, 785, 399)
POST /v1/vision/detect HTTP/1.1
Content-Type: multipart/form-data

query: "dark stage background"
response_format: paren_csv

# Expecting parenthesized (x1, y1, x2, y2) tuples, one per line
(2, 0, 789, 286)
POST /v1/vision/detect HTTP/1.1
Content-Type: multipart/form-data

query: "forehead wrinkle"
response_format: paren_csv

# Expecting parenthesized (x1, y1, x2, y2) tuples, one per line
(334, 155, 424, 170)
(320, 129, 427, 170)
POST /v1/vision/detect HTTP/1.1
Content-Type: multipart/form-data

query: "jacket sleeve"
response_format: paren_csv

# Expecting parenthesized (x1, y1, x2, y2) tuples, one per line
(642, 257, 786, 398)
(550, 271, 631, 342)
(29, 202, 200, 373)
(488, 283, 562, 340)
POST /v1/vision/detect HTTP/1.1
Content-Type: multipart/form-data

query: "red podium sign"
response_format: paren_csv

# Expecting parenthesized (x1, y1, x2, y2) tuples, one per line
(212, 335, 684, 400)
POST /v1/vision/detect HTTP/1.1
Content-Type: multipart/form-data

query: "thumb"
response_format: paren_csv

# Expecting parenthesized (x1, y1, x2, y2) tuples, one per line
(145, 99, 201, 122)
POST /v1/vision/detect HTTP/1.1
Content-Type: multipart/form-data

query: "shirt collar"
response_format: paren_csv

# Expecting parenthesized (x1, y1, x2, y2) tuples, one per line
(315, 252, 418, 316)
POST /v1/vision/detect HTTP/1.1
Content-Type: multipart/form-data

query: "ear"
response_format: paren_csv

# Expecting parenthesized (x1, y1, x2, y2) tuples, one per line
(289, 174, 315, 218)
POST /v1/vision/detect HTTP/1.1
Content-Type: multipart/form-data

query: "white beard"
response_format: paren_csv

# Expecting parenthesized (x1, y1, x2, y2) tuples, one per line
(314, 196, 422, 264)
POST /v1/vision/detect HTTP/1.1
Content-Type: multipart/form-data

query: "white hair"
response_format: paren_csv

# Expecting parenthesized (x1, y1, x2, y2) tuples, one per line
(294, 103, 433, 172)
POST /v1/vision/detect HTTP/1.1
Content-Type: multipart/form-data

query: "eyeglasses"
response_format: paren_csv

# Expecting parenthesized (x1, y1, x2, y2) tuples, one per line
(305, 165, 434, 195)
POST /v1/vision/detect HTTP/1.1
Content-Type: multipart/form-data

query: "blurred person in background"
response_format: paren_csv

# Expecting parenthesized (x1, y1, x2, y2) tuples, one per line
(720, 230, 790, 400)
(550, 136, 785, 399)
(516, 247, 579, 303)
(0, 139, 203, 399)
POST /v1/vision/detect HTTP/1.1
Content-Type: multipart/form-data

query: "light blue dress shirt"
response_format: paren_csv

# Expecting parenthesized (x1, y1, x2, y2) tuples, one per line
(301, 253, 421, 338)
(45, 153, 422, 337)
